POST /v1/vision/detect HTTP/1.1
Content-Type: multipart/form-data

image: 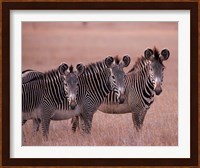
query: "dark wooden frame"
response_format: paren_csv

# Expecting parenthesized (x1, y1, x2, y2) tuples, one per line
(2, 2, 198, 166)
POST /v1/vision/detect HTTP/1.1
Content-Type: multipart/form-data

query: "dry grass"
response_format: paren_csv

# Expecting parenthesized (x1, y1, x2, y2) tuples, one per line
(22, 22, 178, 146)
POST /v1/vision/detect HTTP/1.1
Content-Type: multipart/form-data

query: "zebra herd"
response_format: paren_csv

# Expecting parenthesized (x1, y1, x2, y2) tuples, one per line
(22, 47, 170, 140)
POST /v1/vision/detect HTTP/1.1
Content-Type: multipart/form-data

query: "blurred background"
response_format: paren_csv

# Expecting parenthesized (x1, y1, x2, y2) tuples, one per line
(22, 22, 178, 146)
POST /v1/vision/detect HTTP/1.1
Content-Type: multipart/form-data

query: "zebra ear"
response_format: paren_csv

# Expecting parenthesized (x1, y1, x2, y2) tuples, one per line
(121, 55, 131, 67)
(105, 56, 114, 68)
(76, 63, 85, 75)
(59, 63, 68, 75)
(144, 48, 154, 60)
(160, 49, 170, 61)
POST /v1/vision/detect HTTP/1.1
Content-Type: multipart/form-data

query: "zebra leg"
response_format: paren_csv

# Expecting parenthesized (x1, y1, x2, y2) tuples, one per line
(41, 109, 52, 141)
(132, 110, 147, 131)
(36, 118, 41, 131)
(79, 112, 93, 134)
(41, 117, 50, 141)
(32, 118, 41, 136)
(22, 120, 27, 143)
(71, 116, 79, 133)
(22, 128, 26, 143)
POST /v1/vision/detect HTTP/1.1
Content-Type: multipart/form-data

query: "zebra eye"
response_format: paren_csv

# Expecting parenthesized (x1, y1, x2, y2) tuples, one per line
(61, 75, 66, 82)
(64, 90, 68, 96)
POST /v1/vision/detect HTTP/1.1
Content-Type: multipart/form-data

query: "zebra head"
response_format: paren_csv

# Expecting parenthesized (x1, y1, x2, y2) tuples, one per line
(144, 47, 170, 95)
(59, 63, 85, 109)
(110, 55, 130, 104)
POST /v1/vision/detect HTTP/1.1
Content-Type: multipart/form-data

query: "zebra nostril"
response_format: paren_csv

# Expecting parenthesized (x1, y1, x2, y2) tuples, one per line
(118, 94, 125, 104)
(71, 104, 76, 110)
(70, 100, 77, 110)
(155, 87, 162, 95)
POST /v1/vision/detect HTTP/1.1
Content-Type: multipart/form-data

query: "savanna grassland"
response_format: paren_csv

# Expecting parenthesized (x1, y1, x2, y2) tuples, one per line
(22, 22, 178, 146)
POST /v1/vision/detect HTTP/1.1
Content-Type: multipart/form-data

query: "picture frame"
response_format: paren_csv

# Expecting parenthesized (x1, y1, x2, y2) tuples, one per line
(2, 1, 198, 166)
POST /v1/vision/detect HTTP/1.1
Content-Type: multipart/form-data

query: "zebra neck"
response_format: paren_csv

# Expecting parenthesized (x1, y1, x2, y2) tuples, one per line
(78, 69, 111, 104)
(44, 71, 66, 100)
(132, 64, 154, 106)
(139, 63, 154, 97)
(144, 75, 155, 99)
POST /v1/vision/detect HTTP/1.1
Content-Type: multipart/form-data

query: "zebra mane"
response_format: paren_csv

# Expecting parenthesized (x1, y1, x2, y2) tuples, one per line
(153, 47, 160, 60)
(153, 47, 165, 66)
(128, 56, 149, 73)
(114, 55, 120, 64)
(43, 68, 63, 78)
(85, 60, 108, 74)
(69, 65, 73, 73)
(128, 47, 164, 73)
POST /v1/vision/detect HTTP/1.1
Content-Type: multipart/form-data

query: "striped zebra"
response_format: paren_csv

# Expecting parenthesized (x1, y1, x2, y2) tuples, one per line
(72, 48, 170, 131)
(70, 55, 130, 133)
(22, 63, 85, 140)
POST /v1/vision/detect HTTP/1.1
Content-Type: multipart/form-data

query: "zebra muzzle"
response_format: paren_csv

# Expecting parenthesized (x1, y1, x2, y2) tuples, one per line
(69, 99, 77, 110)
(118, 93, 125, 104)
(155, 85, 162, 95)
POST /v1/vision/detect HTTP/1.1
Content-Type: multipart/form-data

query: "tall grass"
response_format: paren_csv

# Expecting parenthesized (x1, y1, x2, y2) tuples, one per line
(22, 87, 178, 146)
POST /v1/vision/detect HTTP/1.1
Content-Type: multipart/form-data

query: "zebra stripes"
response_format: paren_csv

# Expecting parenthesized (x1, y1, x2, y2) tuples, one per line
(22, 55, 130, 139)
(22, 47, 170, 140)
(71, 55, 130, 133)
(98, 48, 170, 130)
(22, 69, 43, 84)
(22, 63, 85, 140)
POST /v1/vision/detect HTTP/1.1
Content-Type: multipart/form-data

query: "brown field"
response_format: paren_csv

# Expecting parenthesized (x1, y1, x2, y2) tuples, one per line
(22, 22, 178, 146)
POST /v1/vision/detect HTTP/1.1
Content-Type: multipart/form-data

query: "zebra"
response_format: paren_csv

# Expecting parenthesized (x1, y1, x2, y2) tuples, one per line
(70, 55, 130, 133)
(22, 63, 85, 140)
(72, 47, 170, 132)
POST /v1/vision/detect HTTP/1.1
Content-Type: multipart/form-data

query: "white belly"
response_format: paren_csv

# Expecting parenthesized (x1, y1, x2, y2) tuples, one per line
(51, 105, 81, 120)
(98, 103, 131, 114)
(22, 108, 42, 120)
